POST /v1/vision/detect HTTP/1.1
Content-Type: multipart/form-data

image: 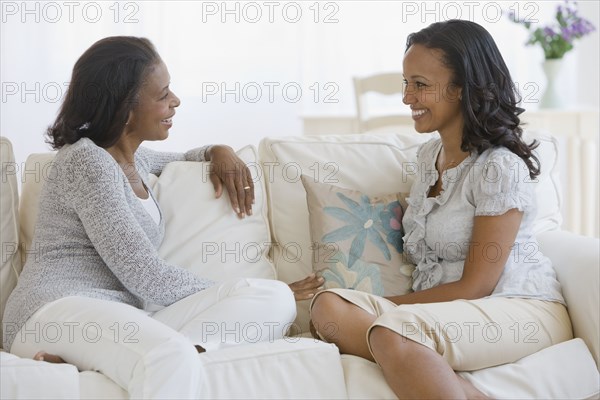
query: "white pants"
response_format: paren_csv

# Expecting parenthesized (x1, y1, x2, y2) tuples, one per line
(11, 278, 296, 399)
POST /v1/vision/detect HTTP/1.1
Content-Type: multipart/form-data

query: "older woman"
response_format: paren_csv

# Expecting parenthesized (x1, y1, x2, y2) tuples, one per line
(2, 36, 320, 399)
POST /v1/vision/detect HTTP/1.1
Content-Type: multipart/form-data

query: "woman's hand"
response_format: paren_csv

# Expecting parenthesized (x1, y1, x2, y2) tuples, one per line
(207, 145, 254, 218)
(289, 273, 325, 301)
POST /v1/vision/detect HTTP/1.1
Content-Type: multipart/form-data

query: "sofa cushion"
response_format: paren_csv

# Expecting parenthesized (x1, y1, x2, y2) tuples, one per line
(0, 137, 22, 348)
(153, 145, 276, 282)
(0, 351, 80, 399)
(302, 176, 413, 296)
(79, 370, 128, 399)
(195, 338, 347, 399)
(6, 338, 349, 400)
(461, 338, 600, 399)
(341, 338, 599, 399)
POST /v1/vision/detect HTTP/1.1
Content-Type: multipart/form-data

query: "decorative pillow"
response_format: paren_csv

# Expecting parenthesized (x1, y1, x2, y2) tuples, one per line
(153, 145, 276, 283)
(301, 175, 414, 296)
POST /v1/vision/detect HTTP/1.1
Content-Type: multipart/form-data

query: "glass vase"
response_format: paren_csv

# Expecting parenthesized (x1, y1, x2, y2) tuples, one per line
(540, 59, 565, 109)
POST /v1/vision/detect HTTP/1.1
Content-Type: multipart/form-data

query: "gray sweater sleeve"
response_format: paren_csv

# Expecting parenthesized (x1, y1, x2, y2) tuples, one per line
(63, 145, 214, 306)
(135, 145, 211, 176)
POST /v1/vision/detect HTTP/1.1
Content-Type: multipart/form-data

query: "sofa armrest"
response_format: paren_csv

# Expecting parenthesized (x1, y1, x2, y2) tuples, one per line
(537, 230, 599, 367)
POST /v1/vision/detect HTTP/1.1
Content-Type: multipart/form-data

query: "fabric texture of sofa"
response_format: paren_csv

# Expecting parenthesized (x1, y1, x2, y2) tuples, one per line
(1, 131, 599, 399)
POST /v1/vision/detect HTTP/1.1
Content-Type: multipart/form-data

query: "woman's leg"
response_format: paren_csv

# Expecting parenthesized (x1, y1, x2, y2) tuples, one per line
(153, 278, 296, 350)
(310, 290, 396, 361)
(366, 298, 572, 399)
(369, 326, 483, 399)
(11, 297, 201, 400)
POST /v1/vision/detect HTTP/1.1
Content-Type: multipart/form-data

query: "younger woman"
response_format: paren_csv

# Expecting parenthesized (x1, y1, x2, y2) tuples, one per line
(310, 20, 572, 399)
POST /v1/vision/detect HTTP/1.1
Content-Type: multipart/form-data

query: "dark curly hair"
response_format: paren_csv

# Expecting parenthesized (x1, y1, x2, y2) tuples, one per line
(46, 36, 161, 149)
(406, 20, 540, 179)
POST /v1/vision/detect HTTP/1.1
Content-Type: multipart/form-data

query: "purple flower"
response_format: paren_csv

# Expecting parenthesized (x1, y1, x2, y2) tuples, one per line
(564, 1, 578, 17)
(580, 20, 596, 35)
(561, 27, 573, 43)
(544, 27, 557, 37)
(508, 0, 596, 59)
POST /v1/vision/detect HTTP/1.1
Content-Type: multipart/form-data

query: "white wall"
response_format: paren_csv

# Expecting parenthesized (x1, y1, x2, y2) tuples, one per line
(576, 1, 600, 107)
(1, 1, 598, 169)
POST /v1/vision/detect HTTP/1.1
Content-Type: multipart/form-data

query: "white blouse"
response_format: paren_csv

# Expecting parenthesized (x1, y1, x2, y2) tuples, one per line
(139, 192, 161, 225)
(402, 138, 565, 304)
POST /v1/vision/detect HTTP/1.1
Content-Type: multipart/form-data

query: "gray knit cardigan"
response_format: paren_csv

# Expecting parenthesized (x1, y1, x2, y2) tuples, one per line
(3, 138, 215, 350)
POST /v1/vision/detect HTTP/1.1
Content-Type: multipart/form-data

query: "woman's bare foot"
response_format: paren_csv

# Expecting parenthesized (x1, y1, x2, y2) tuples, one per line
(33, 351, 65, 364)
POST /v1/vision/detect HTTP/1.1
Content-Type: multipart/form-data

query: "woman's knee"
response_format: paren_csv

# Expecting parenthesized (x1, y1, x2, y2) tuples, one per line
(307, 292, 345, 343)
(265, 278, 295, 304)
(247, 278, 296, 321)
(310, 292, 345, 322)
(129, 336, 201, 398)
(263, 279, 295, 302)
(368, 324, 428, 364)
(146, 335, 199, 368)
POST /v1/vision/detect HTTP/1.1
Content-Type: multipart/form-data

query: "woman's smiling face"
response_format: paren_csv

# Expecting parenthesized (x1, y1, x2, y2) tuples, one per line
(126, 60, 180, 142)
(402, 44, 463, 137)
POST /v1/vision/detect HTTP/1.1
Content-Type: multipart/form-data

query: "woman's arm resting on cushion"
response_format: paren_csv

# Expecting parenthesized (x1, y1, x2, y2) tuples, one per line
(138, 144, 254, 218)
(135, 145, 211, 175)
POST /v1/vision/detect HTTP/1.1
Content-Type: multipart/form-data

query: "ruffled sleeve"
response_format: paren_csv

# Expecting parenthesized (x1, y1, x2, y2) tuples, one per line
(474, 149, 535, 216)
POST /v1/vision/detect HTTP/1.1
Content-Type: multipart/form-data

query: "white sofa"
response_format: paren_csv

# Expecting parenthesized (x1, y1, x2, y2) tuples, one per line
(1, 131, 599, 399)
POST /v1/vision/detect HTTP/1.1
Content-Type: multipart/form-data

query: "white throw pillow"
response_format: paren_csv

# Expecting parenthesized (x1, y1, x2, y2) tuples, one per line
(154, 145, 276, 282)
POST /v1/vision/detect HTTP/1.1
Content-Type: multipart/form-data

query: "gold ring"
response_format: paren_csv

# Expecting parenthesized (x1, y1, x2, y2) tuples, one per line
(244, 186, 251, 190)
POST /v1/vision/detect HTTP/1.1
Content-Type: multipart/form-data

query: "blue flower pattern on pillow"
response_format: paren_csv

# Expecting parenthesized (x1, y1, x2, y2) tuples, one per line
(321, 251, 384, 296)
(322, 192, 392, 268)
